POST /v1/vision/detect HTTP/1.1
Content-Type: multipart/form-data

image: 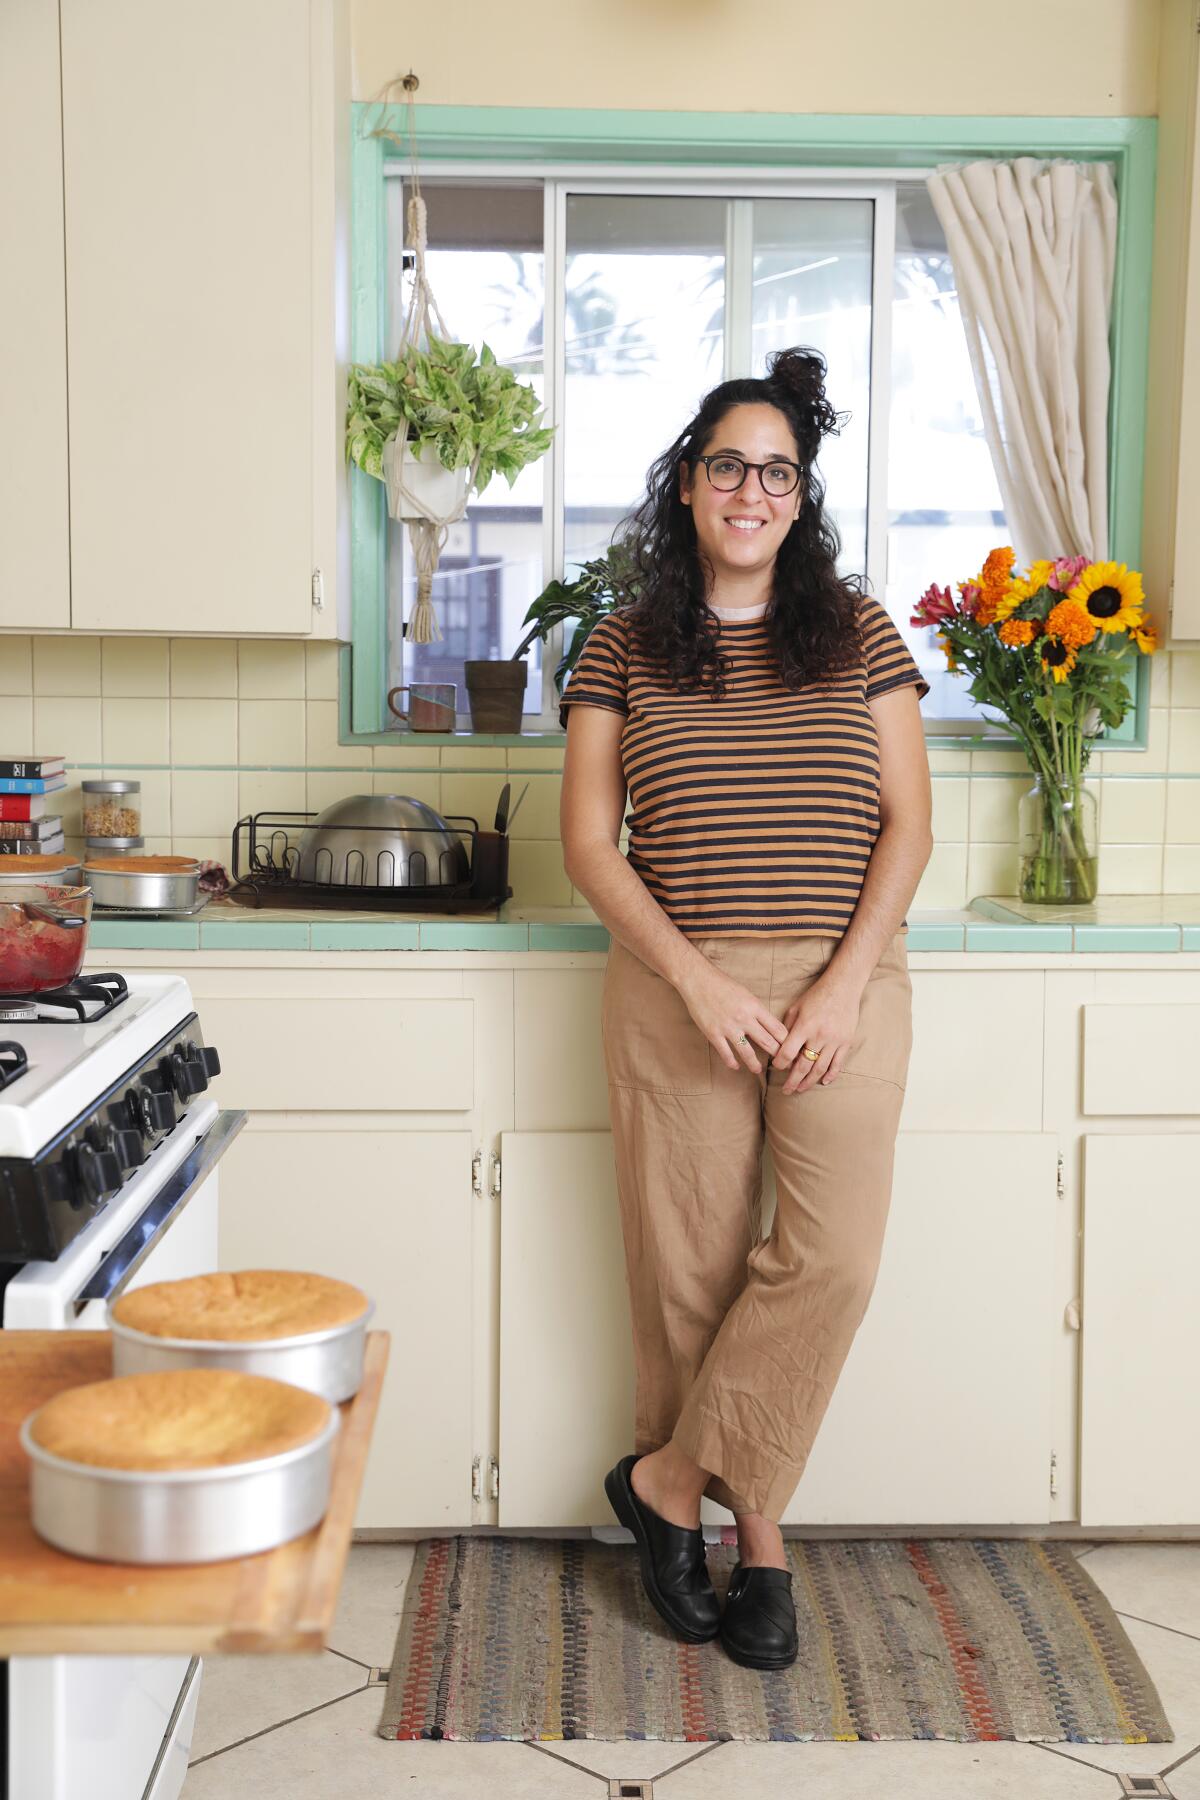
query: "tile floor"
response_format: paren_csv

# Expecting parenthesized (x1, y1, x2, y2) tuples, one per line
(182, 1540, 1200, 1799)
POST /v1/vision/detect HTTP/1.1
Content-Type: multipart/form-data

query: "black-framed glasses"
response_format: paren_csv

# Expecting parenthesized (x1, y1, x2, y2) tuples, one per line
(693, 453, 803, 496)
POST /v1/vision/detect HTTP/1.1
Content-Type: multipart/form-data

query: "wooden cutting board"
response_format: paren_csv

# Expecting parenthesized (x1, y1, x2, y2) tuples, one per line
(0, 1329, 389, 1654)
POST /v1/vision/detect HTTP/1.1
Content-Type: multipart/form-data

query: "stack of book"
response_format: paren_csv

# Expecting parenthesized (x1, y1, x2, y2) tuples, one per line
(0, 757, 67, 856)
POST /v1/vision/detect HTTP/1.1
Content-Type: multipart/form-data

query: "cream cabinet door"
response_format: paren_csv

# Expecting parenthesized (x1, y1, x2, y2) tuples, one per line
(59, 0, 315, 635)
(497, 1131, 634, 1527)
(0, 0, 69, 628)
(783, 1132, 1059, 1526)
(497, 1129, 1059, 1528)
(219, 1127, 476, 1529)
(1080, 1134, 1200, 1527)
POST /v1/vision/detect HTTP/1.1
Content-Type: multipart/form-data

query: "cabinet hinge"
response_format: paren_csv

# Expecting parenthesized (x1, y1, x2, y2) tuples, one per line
(311, 566, 325, 610)
(471, 1454, 482, 1502)
(491, 1152, 501, 1198)
(488, 1455, 499, 1501)
(1055, 1153, 1065, 1201)
(1049, 1450, 1059, 1499)
(471, 1149, 483, 1196)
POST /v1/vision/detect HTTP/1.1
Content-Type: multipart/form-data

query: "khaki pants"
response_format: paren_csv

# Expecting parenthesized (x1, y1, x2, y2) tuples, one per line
(601, 928, 913, 1521)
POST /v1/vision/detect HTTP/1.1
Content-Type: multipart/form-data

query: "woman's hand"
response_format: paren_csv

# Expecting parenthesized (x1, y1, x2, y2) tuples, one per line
(677, 961, 789, 1075)
(771, 973, 864, 1093)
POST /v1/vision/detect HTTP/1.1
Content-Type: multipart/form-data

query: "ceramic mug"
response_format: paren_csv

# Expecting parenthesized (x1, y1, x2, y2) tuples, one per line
(387, 682, 457, 732)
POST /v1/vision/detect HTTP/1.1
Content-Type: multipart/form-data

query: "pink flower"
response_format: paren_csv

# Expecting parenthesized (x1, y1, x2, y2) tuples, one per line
(1048, 554, 1088, 592)
(911, 581, 956, 627)
(957, 581, 983, 618)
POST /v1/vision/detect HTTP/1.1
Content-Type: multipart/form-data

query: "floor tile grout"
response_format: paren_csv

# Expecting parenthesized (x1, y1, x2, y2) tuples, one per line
(1111, 1607, 1200, 1647)
(189, 1680, 370, 1769)
(325, 1644, 373, 1672)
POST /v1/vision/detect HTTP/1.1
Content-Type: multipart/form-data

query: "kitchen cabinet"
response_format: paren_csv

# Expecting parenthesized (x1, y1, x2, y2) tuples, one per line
(2, 0, 350, 639)
(98, 943, 1200, 1531)
(0, 0, 70, 629)
(1079, 1134, 1200, 1527)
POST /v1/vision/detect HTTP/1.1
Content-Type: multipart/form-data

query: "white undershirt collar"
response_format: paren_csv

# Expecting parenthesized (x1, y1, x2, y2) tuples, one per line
(706, 599, 770, 621)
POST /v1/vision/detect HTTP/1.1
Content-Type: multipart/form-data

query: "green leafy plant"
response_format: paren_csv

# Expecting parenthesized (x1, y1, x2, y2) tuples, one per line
(345, 331, 556, 493)
(510, 543, 641, 684)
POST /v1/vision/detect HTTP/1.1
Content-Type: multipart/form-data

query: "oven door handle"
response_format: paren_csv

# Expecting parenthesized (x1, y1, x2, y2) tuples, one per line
(76, 1108, 248, 1307)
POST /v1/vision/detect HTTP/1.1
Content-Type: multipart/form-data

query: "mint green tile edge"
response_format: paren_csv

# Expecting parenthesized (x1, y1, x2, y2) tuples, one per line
(966, 898, 1029, 923)
(905, 924, 966, 950)
(1072, 925, 1181, 951)
(345, 105, 1155, 753)
(199, 921, 312, 950)
(309, 921, 420, 950)
(964, 924, 1075, 952)
(529, 922, 611, 951)
(418, 921, 531, 949)
(89, 921, 201, 950)
(1183, 926, 1200, 950)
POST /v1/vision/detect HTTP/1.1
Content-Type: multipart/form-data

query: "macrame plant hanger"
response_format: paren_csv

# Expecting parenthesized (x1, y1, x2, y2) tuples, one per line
(369, 73, 482, 644)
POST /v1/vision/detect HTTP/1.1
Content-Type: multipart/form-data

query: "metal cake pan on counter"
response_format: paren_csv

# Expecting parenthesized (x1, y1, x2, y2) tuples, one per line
(110, 1300, 376, 1404)
(20, 1404, 341, 1565)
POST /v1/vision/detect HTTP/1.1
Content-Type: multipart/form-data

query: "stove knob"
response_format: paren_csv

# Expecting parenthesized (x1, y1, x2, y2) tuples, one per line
(113, 1128, 146, 1171)
(135, 1081, 176, 1132)
(76, 1141, 122, 1201)
(200, 1044, 220, 1078)
(168, 1046, 207, 1100)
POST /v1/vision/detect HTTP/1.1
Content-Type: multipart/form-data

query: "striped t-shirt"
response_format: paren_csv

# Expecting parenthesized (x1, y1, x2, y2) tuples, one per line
(559, 595, 930, 939)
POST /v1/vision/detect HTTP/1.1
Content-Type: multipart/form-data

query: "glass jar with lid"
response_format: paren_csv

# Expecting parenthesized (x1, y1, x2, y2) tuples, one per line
(82, 779, 142, 847)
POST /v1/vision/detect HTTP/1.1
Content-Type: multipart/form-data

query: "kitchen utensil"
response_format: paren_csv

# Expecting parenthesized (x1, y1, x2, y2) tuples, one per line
(111, 1299, 376, 1404)
(494, 782, 512, 834)
(83, 856, 200, 912)
(505, 782, 531, 832)
(21, 1393, 340, 1565)
(294, 793, 470, 888)
(0, 885, 91, 994)
(386, 682, 457, 732)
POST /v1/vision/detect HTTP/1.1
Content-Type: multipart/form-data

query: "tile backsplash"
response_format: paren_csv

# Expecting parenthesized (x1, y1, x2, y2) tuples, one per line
(1, 633, 1200, 909)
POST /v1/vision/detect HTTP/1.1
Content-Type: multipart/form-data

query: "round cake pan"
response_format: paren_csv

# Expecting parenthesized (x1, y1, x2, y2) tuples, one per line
(20, 1406, 340, 1564)
(109, 1301, 375, 1403)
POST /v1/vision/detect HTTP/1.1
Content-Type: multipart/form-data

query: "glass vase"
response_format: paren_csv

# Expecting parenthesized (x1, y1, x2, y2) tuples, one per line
(1017, 774, 1099, 904)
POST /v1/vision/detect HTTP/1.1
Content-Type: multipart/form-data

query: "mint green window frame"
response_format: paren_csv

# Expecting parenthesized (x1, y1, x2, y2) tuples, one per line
(348, 106, 1156, 751)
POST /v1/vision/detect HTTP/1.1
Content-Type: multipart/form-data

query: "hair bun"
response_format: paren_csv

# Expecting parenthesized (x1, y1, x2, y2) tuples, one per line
(765, 346, 844, 440)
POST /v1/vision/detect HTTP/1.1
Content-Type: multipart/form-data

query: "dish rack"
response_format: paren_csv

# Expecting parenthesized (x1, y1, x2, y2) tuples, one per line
(226, 812, 512, 913)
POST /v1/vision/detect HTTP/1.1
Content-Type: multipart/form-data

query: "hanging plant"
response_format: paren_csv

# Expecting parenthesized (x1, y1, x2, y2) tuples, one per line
(345, 73, 555, 645)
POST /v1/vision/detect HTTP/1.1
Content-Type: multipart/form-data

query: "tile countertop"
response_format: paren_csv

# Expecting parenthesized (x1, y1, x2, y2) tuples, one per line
(83, 894, 1200, 954)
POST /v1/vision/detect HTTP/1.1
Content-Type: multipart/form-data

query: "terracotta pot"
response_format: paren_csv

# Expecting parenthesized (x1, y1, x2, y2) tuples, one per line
(464, 659, 528, 733)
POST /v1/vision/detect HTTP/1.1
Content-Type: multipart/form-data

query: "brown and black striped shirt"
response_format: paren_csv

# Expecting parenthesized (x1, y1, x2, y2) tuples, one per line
(559, 596, 929, 938)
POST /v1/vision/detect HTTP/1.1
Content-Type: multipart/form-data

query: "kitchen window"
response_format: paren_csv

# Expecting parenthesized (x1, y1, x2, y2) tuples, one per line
(353, 134, 1146, 746)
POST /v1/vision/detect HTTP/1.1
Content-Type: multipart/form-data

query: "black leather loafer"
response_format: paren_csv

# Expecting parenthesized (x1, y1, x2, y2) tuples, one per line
(604, 1454, 720, 1643)
(719, 1563, 798, 1669)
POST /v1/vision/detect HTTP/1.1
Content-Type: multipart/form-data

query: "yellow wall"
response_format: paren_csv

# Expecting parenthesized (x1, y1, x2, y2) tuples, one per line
(351, 0, 1159, 116)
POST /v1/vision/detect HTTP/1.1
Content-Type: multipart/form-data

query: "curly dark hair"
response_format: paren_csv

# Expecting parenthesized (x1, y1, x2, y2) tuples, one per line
(610, 346, 868, 698)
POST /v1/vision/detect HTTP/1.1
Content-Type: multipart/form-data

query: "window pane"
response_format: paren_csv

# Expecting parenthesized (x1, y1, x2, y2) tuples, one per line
(387, 182, 545, 718)
(750, 199, 873, 576)
(563, 194, 726, 573)
(887, 182, 1010, 721)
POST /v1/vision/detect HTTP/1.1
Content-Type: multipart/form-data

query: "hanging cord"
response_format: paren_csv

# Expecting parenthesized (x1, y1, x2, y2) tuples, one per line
(361, 73, 483, 643)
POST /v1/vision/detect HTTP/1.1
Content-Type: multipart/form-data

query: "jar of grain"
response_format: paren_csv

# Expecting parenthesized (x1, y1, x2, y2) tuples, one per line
(82, 779, 142, 842)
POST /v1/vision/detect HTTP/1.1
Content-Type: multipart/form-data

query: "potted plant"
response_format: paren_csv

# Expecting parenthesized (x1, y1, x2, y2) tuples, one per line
(345, 332, 555, 642)
(465, 545, 640, 734)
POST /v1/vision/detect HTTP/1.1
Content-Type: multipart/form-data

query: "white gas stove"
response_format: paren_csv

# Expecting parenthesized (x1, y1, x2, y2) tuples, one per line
(0, 970, 246, 1800)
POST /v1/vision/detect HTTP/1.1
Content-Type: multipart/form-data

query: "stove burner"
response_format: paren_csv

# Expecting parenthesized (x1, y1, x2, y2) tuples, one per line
(0, 1040, 29, 1087)
(0, 972, 130, 1023)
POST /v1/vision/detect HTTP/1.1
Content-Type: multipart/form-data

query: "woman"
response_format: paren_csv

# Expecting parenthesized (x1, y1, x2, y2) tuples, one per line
(559, 347, 933, 1671)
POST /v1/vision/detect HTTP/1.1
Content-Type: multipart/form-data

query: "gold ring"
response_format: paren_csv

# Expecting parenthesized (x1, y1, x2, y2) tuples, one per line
(801, 1047, 820, 1061)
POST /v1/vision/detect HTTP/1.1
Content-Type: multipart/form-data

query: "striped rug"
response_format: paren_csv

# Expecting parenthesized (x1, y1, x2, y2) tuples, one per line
(378, 1537, 1172, 1745)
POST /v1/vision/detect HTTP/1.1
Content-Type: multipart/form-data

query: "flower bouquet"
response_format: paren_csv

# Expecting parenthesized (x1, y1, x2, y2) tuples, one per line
(912, 550, 1158, 904)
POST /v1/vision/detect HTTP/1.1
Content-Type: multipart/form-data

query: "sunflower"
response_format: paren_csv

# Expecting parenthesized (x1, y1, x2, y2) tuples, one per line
(1132, 618, 1158, 654)
(1024, 559, 1056, 592)
(1040, 636, 1079, 683)
(998, 617, 1038, 647)
(992, 577, 1035, 623)
(1066, 561, 1145, 633)
(939, 631, 958, 671)
(1045, 599, 1098, 648)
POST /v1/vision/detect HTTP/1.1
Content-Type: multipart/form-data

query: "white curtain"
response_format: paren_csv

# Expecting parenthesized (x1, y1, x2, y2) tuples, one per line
(925, 157, 1118, 565)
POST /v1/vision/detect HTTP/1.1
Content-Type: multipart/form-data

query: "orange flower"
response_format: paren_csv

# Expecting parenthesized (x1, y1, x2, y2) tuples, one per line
(998, 617, 1037, 647)
(1045, 599, 1098, 649)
